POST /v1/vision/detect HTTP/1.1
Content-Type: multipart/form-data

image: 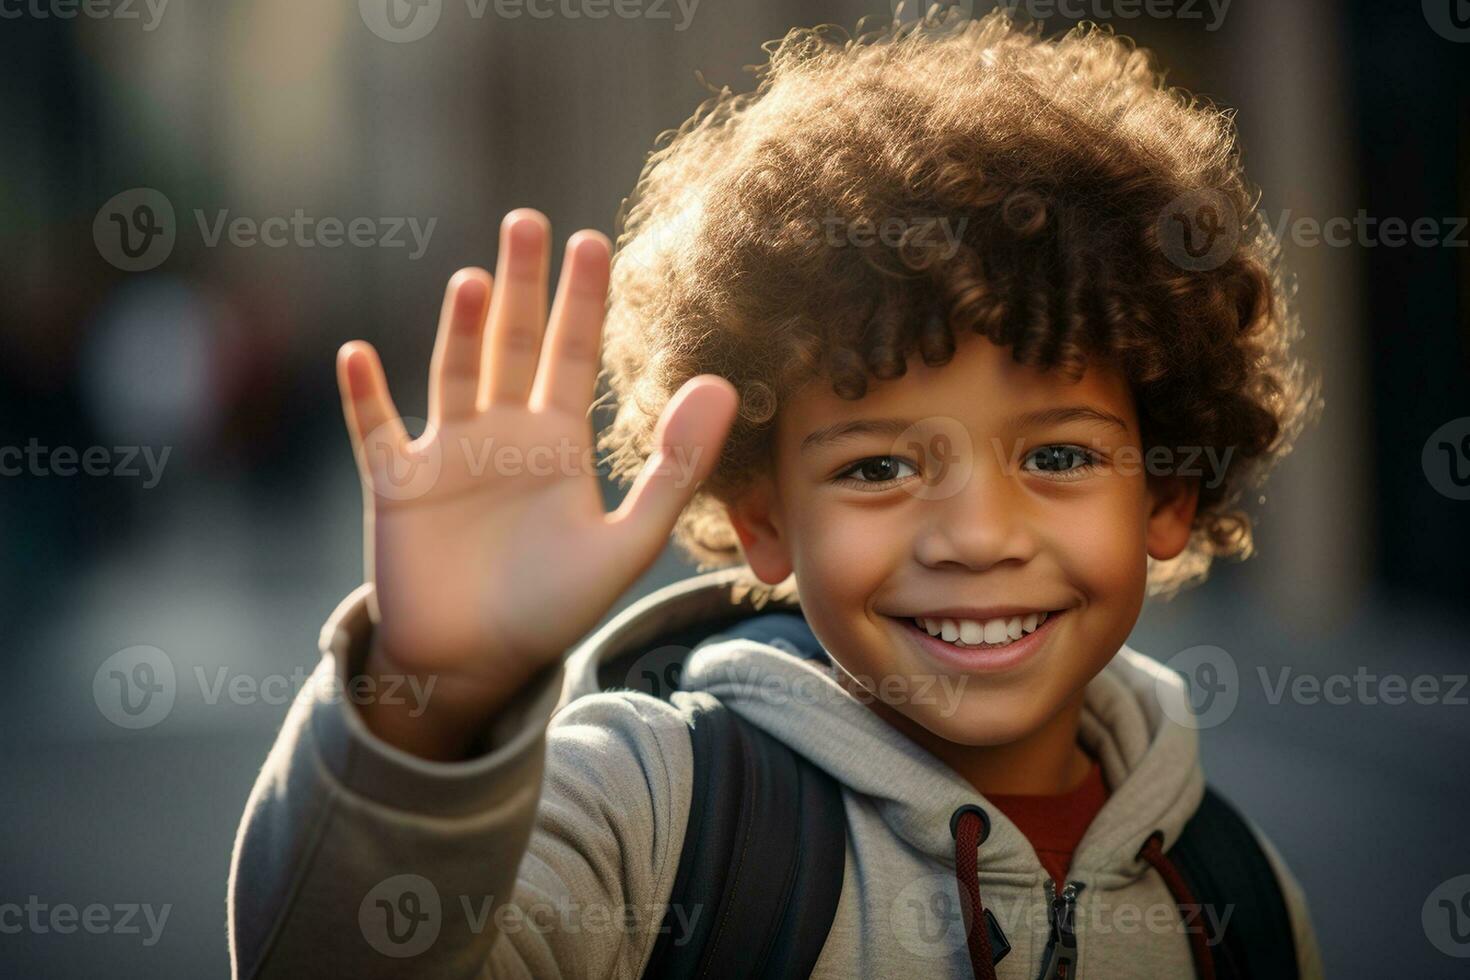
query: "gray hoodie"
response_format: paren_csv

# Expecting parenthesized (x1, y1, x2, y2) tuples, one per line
(228, 568, 1322, 978)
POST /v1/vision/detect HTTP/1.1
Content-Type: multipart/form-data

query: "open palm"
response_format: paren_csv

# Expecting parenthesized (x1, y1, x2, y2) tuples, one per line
(336, 210, 737, 719)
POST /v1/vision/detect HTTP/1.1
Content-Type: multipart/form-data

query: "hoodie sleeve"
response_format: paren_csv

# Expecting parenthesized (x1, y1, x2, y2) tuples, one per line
(1249, 820, 1324, 980)
(227, 585, 695, 980)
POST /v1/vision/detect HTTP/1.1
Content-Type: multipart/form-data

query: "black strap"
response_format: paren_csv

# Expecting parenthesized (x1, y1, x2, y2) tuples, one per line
(1167, 786, 1299, 979)
(606, 606, 847, 976)
(640, 692, 847, 979)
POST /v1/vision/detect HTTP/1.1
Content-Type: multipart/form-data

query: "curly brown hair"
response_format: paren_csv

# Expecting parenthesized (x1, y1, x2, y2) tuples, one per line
(596, 8, 1319, 601)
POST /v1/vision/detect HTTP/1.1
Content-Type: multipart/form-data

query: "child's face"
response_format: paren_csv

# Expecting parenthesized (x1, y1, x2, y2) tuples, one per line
(727, 330, 1198, 748)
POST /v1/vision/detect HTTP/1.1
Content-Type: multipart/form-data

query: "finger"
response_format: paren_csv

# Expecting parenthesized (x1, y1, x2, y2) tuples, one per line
(606, 374, 739, 561)
(429, 267, 492, 426)
(482, 209, 551, 407)
(531, 230, 610, 418)
(337, 341, 409, 485)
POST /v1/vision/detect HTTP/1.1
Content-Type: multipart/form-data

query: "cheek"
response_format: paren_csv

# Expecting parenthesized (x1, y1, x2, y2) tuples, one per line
(784, 493, 900, 594)
(1039, 476, 1152, 600)
(781, 493, 908, 659)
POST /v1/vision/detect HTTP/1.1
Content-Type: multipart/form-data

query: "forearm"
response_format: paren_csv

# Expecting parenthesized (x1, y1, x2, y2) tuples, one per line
(228, 587, 566, 979)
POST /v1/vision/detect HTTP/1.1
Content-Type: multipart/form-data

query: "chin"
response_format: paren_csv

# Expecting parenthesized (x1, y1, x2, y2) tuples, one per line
(904, 691, 1056, 747)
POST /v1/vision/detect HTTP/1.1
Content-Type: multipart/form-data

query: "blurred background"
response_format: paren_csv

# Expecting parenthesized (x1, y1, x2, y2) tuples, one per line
(1, 0, 1467, 976)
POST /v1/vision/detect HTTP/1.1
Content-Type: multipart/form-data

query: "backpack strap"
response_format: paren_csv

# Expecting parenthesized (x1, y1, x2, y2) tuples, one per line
(640, 691, 847, 979)
(1166, 785, 1299, 979)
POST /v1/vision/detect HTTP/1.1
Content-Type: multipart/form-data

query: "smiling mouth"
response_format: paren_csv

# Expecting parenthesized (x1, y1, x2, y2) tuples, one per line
(893, 610, 1066, 651)
(882, 608, 1070, 669)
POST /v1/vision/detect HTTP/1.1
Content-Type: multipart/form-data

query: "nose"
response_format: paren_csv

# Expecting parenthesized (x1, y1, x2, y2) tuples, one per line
(910, 453, 1039, 571)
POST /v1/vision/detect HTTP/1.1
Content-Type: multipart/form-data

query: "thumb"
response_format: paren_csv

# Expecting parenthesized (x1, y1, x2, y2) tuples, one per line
(607, 374, 739, 558)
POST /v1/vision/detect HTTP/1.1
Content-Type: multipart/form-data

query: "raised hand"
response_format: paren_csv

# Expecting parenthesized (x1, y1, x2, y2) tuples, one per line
(336, 209, 738, 758)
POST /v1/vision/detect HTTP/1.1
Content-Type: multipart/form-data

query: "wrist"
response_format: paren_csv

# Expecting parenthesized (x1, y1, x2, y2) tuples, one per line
(354, 633, 531, 762)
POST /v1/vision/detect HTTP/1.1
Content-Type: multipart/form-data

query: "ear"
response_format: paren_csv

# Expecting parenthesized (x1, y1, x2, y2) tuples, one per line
(1144, 475, 1201, 561)
(724, 476, 794, 585)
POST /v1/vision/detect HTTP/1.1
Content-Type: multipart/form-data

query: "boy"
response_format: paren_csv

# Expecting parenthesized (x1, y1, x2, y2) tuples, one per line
(229, 10, 1321, 979)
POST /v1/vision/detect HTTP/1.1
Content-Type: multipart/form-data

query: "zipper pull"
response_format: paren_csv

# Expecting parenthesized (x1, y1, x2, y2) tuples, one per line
(1035, 880, 1085, 980)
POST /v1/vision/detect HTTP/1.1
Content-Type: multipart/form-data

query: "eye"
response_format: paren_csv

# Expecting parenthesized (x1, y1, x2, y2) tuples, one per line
(834, 455, 919, 489)
(1022, 445, 1099, 477)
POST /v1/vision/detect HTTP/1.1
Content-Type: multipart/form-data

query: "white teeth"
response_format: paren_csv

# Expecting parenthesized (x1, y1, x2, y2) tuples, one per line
(912, 610, 1056, 648)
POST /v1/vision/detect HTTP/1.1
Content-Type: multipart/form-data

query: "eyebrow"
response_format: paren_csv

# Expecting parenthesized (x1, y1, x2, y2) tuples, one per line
(798, 406, 1129, 454)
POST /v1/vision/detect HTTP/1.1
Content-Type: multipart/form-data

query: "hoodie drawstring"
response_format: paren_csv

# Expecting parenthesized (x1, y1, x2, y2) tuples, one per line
(948, 817, 1220, 980)
(950, 804, 998, 980)
(1137, 830, 1217, 980)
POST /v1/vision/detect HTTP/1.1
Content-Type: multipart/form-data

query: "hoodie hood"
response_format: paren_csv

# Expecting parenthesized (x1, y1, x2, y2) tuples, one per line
(562, 567, 1205, 889)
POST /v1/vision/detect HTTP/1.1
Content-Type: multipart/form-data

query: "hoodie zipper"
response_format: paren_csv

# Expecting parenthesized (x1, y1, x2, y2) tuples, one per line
(1035, 879, 1085, 980)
